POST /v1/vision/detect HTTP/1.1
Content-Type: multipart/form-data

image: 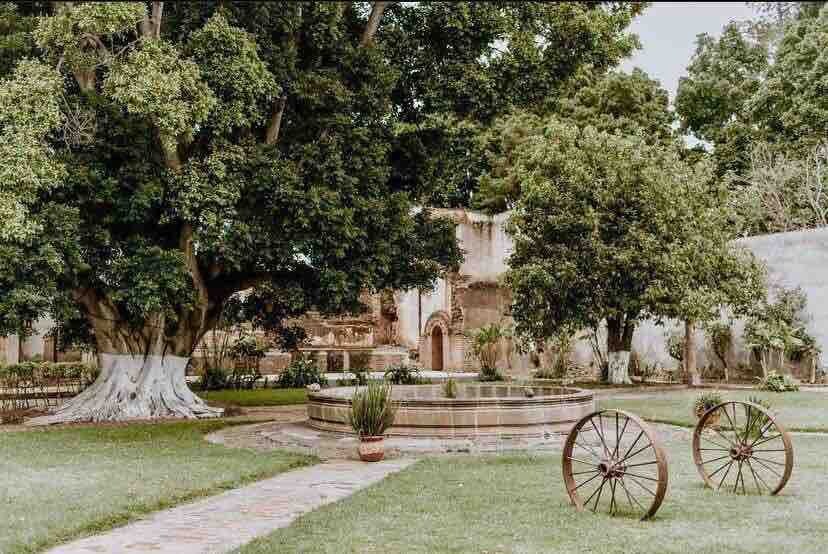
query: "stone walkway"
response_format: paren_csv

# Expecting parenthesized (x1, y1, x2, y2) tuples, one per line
(46, 458, 416, 554)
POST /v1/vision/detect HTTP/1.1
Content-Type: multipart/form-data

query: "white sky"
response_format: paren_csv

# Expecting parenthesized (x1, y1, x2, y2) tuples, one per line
(620, 2, 759, 104)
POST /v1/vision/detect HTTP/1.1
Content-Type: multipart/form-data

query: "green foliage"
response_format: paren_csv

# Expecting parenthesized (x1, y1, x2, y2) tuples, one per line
(744, 286, 816, 374)
(750, 6, 828, 150)
(693, 390, 724, 418)
(197, 366, 229, 391)
(705, 321, 733, 369)
(442, 377, 458, 399)
(229, 334, 269, 362)
(348, 381, 397, 437)
(469, 323, 504, 379)
(0, 4, 37, 79)
(186, 13, 278, 133)
(0, 58, 65, 241)
(277, 358, 325, 389)
(33, 2, 145, 70)
(478, 366, 505, 382)
(104, 38, 217, 152)
(0, 361, 97, 421)
(0, 2, 464, 360)
(477, 68, 674, 212)
(558, 68, 674, 143)
(383, 364, 423, 385)
(756, 370, 800, 392)
(385, 2, 642, 206)
(675, 23, 768, 175)
(502, 116, 764, 358)
(666, 331, 685, 363)
(744, 395, 774, 440)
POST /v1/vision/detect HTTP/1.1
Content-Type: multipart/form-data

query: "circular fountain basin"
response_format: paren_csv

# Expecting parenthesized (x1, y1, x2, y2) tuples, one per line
(307, 384, 595, 438)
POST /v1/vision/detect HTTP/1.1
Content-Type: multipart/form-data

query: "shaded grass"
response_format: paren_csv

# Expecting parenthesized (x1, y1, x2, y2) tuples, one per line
(599, 389, 828, 432)
(237, 433, 828, 554)
(0, 420, 315, 554)
(200, 387, 308, 407)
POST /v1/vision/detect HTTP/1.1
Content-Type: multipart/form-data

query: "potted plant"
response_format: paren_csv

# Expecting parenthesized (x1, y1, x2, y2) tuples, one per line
(693, 390, 724, 426)
(348, 381, 397, 462)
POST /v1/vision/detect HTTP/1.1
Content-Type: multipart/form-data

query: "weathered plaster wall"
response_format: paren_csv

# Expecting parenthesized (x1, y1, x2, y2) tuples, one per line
(579, 227, 828, 371)
(408, 210, 828, 373)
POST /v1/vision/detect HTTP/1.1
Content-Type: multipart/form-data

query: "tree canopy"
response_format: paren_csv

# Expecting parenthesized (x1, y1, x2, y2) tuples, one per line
(476, 67, 674, 212)
(500, 117, 765, 381)
(382, 1, 644, 207)
(0, 1, 525, 421)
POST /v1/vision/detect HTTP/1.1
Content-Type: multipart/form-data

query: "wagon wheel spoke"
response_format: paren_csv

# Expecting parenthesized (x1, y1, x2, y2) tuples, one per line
(745, 458, 771, 494)
(699, 433, 735, 451)
(700, 454, 732, 466)
(617, 476, 646, 512)
(573, 439, 604, 461)
(625, 474, 657, 497)
(572, 471, 602, 492)
(591, 418, 612, 459)
(609, 479, 618, 516)
(567, 455, 600, 466)
(584, 477, 608, 511)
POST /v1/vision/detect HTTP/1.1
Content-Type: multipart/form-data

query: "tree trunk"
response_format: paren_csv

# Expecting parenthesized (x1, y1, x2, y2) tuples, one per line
(27, 291, 224, 425)
(27, 353, 221, 425)
(606, 315, 634, 385)
(684, 319, 700, 386)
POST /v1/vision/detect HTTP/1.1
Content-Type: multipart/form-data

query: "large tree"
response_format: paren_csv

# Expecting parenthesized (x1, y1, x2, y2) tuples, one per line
(0, 2, 469, 424)
(674, 23, 769, 177)
(476, 67, 674, 213)
(382, 2, 643, 207)
(500, 117, 763, 384)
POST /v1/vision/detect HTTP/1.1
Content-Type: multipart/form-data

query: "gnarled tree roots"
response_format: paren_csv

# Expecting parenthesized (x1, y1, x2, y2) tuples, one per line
(27, 354, 223, 425)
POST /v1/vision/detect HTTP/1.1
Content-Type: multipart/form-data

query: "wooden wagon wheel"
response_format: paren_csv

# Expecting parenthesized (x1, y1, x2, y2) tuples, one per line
(562, 409, 669, 520)
(692, 400, 793, 495)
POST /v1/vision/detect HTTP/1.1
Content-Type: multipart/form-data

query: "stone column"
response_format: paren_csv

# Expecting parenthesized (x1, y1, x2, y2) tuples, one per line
(5, 334, 20, 365)
(342, 350, 350, 371)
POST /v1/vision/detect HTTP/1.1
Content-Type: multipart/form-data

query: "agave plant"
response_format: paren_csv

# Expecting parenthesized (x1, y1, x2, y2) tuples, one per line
(348, 381, 397, 438)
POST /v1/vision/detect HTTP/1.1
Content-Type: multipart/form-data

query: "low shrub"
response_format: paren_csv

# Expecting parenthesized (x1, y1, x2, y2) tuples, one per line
(348, 381, 397, 437)
(278, 358, 326, 388)
(693, 390, 724, 419)
(443, 378, 458, 399)
(0, 361, 97, 422)
(756, 371, 799, 392)
(745, 396, 774, 440)
(533, 367, 557, 379)
(479, 365, 505, 382)
(228, 366, 262, 390)
(197, 366, 229, 391)
(384, 364, 423, 385)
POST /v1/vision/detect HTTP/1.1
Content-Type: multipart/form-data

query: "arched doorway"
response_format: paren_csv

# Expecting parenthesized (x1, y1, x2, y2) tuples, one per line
(431, 326, 444, 370)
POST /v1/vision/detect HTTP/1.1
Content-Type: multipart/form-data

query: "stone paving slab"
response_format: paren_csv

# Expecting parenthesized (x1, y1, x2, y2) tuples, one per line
(46, 458, 416, 554)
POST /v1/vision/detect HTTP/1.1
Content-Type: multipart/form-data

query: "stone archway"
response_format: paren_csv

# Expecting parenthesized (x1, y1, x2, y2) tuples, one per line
(431, 326, 444, 370)
(422, 311, 451, 371)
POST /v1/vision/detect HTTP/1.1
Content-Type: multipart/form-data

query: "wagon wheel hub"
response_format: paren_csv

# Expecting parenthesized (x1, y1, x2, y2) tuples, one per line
(598, 459, 626, 479)
(729, 444, 753, 461)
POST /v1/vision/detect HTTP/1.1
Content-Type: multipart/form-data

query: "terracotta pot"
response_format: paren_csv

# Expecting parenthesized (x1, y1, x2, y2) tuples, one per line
(357, 435, 385, 462)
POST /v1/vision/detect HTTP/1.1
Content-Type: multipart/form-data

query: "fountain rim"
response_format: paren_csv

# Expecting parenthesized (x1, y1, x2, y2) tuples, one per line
(308, 383, 594, 408)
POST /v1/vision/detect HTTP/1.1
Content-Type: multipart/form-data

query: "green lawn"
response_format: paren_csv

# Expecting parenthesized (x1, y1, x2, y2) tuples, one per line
(599, 389, 828, 432)
(0, 421, 315, 554)
(200, 387, 308, 407)
(237, 433, 828, 554)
